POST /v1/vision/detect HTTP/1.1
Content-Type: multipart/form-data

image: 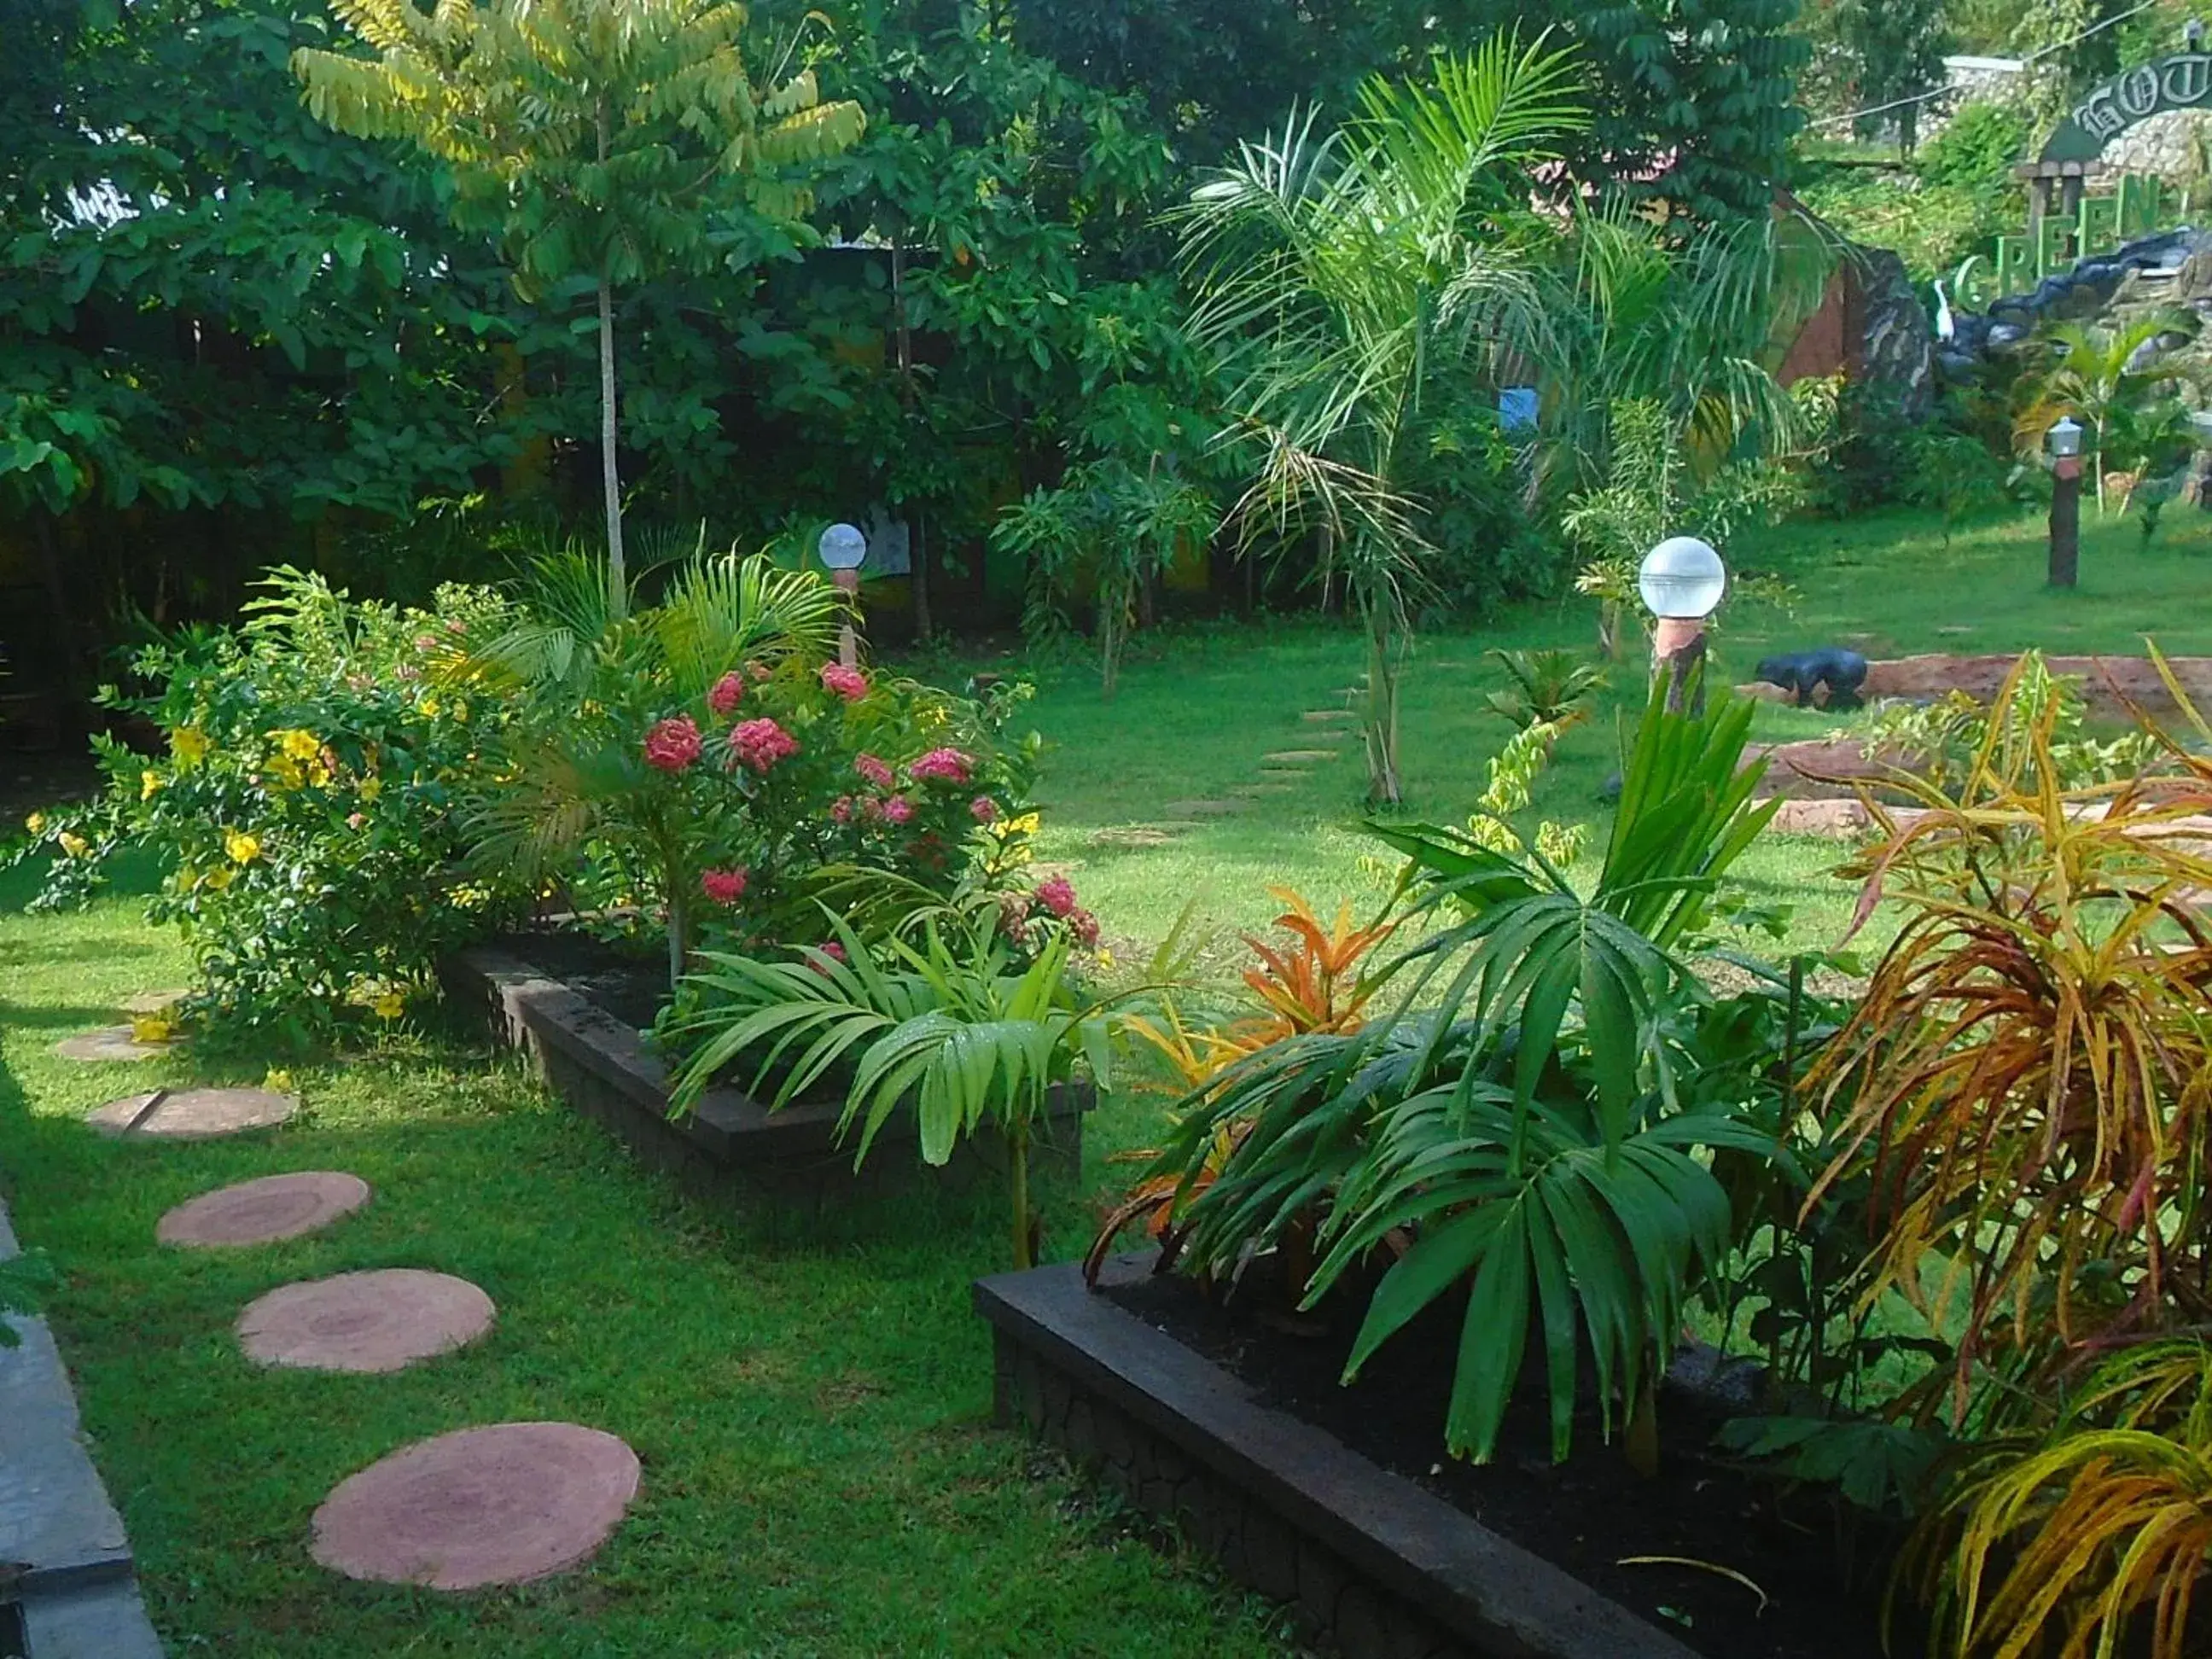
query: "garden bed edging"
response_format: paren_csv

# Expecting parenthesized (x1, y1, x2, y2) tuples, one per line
(975, 1254, 1702, 1659)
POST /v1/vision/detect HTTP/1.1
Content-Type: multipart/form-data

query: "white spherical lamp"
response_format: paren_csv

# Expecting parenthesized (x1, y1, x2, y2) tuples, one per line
(1637, 536, 1726, 620)
(818, 522, 868, 572)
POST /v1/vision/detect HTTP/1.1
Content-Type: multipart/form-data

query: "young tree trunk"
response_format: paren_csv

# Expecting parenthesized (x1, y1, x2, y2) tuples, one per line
(597, 271, 626, 598)
(1008, 1122, 1033, 1270)
(1359, 591, 1403, 806)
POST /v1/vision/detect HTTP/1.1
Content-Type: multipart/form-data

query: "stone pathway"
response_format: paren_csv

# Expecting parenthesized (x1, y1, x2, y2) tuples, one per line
(54, 1027, 168, 1062)
(159, 1173, 371, 1249)
(87, 1087, 297, 1140)
(1084, 686, 1363, 854)
(237, 1270, 495, 1373)
(85, 1001, 641, 1595)
(311, 1423, 641, 1591)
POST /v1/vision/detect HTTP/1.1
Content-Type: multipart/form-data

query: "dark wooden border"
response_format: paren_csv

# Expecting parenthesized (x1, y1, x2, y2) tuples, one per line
(445, 944, 1088, 1202)
(0, 1199, 164, 1658)
(976, 1255, 1703, 1659)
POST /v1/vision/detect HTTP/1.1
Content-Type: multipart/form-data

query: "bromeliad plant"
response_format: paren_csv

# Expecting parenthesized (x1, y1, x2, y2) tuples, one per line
(667, 879, 1112, 1268)
(1130, 684, 1787, 1465)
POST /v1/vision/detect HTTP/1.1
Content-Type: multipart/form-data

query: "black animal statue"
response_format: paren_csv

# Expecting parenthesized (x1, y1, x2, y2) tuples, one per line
(1754, 648, 1870, 709)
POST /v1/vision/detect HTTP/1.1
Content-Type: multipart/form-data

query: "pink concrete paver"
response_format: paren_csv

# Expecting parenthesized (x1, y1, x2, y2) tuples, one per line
(158, 1173, 371, 1249)
(237, 1269, 493, 1373)
(311, 1422, 641, 1590)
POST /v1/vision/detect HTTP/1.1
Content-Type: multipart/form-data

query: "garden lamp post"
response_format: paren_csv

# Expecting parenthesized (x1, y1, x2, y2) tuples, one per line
(1639, 536, 1726, 715)
(2047, 417, 2083, 589)
(818, 522, 867, 668)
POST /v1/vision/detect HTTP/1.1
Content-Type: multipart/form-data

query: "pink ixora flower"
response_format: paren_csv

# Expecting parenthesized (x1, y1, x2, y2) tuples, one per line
(707, 672, 744, 715)
(701, 867, 749, 905)
(1068, 908, 1102, 948)
(969, 795, 999, 824)
(882, 794, 914, 825)
(747, 660, 772, 683)
(1034, 874, 1079, 918)
(643, 714, 703, 774)
(908, 747, 974, 786)
(853, 753, 895, 791)
(830, 795, 856, 824)
(819, 662, 869, 701)
(727, 717, 800, 774)
(807, 939, 849, 975)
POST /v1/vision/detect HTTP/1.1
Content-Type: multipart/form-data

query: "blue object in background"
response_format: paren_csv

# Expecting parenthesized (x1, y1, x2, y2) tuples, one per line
(1498, 387, 1539, 433)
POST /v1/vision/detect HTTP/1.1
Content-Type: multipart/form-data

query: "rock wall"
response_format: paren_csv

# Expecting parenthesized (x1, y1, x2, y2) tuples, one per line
(2104, 108, 2212, 179)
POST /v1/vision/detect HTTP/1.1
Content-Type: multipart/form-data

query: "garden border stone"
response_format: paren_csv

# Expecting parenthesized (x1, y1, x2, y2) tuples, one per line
(975, 1254, 1701, 1659)
(0, 1198, 164, 1659)
(445, 944, 1089, 1202)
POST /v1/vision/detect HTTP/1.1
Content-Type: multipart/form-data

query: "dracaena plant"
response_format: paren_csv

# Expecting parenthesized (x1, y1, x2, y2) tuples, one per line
(666, 882, 1111, 1268)
(1142, 683, 1784, 1466)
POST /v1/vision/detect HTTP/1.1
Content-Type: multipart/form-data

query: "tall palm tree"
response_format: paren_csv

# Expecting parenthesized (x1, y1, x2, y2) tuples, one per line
(1179, 34, 1587, 805)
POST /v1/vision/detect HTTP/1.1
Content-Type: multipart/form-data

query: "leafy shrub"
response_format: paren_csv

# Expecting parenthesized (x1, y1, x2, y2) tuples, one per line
(1914, 102, 2031, 194)
(17, 568, 529, 1045)
(463, 548, 1039, 987)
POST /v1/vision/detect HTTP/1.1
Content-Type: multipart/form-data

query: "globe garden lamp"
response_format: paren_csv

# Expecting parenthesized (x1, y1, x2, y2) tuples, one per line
(1639, 536, 1726, 713)
(818, 522, 867, 667)
(2046, 418, 2083, 590)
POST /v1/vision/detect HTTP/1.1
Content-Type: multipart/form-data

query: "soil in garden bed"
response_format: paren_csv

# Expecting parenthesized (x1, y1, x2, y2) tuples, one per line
(493, 927, 669, 1032)
(1106, 1265, 1908, 1659)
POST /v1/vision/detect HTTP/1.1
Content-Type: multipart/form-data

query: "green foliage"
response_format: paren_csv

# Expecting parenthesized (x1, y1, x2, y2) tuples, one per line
(2013, 311, 2202, 518)
(294, 0, 867, 582)
(462, 545, 1034, 986)
(1915, 100, 2030, 190)
(1182, 32, 1590, 801)
(1837, 0, 1952, 154)
(1482, 649, 1608, 732)
(669, 890, 1110, 1266)
(0, 1249, 58, 1350)
(1861, 657, 2163, 795)
(1148, 684, 1784, 1464)
(14, 568, 531, 1045)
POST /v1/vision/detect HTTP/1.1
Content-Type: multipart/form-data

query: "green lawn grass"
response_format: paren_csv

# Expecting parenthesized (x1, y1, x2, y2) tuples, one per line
(0, 888, 1293, 1658)
(1012, 499, 2212, 957)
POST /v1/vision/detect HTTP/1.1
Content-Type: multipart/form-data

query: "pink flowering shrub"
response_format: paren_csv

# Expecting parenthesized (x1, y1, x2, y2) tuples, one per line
(819, 663, 869, 701)
(1034, 874, 1079, 917)
(701, 868, 748, 905)
(707, 672, 745, 715)
(727, 718, 800, 774)
(643, 715, 702, 773)
(908, 747, 973, 786)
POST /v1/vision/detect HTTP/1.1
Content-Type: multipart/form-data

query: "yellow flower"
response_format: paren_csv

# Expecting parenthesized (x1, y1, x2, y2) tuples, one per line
(370, 991, 406, 1021)
(171, 726, 209, 767)
(141, 770, 165, 800)
(266, 754, 304, 792)
(419, 696, 440, 719)
(262, 1068, 294, 1095)
(56, 831, 89, 858)
(359, 776, 382, 803)
(204, 865, 236, 891)
(131, 1015, 172, 1045)
(224, 830, 261, 864)
(24, 812, 45, 835)
(277, 729, 321, 761)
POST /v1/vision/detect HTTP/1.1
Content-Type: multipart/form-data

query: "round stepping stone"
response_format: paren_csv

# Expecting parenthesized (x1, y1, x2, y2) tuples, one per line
(1088, 825, 1189, 849)
(159, 1173, 372, 1249)
(119, 989, 189, 1016)
(311, 1422, 640, 1590)
(238, 1269, 494, 1373)
(54, 1026, 167, 1062)
(1161, 799, 1248, 818)
(86, 1087, 296, 1140)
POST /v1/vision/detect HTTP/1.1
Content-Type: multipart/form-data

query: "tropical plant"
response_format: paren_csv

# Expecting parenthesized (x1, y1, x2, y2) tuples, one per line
(2013, 312, 2201, 515)
(293, 0, 866, 590)
(667, 886, 1109, 1267)
(1180, 33, 1589, 802)
(1918, 1342, 2212, 1659)
(12, 568, 531, 1045)
(1807, 655, 2212, 1409)
(1482, 649, 1607, 733)
(1143, 684, 1783, 1464)
(461, 545, 1031, 987)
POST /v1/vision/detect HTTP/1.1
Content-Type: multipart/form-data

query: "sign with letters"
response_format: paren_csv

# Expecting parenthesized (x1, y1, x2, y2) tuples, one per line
(2043, 53, 2212, 163)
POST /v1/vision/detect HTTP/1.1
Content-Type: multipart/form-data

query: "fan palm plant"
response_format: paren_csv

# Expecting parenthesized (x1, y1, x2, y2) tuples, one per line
(1179, 34, 1587, 804)
(669, 900, 1110, 1268)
